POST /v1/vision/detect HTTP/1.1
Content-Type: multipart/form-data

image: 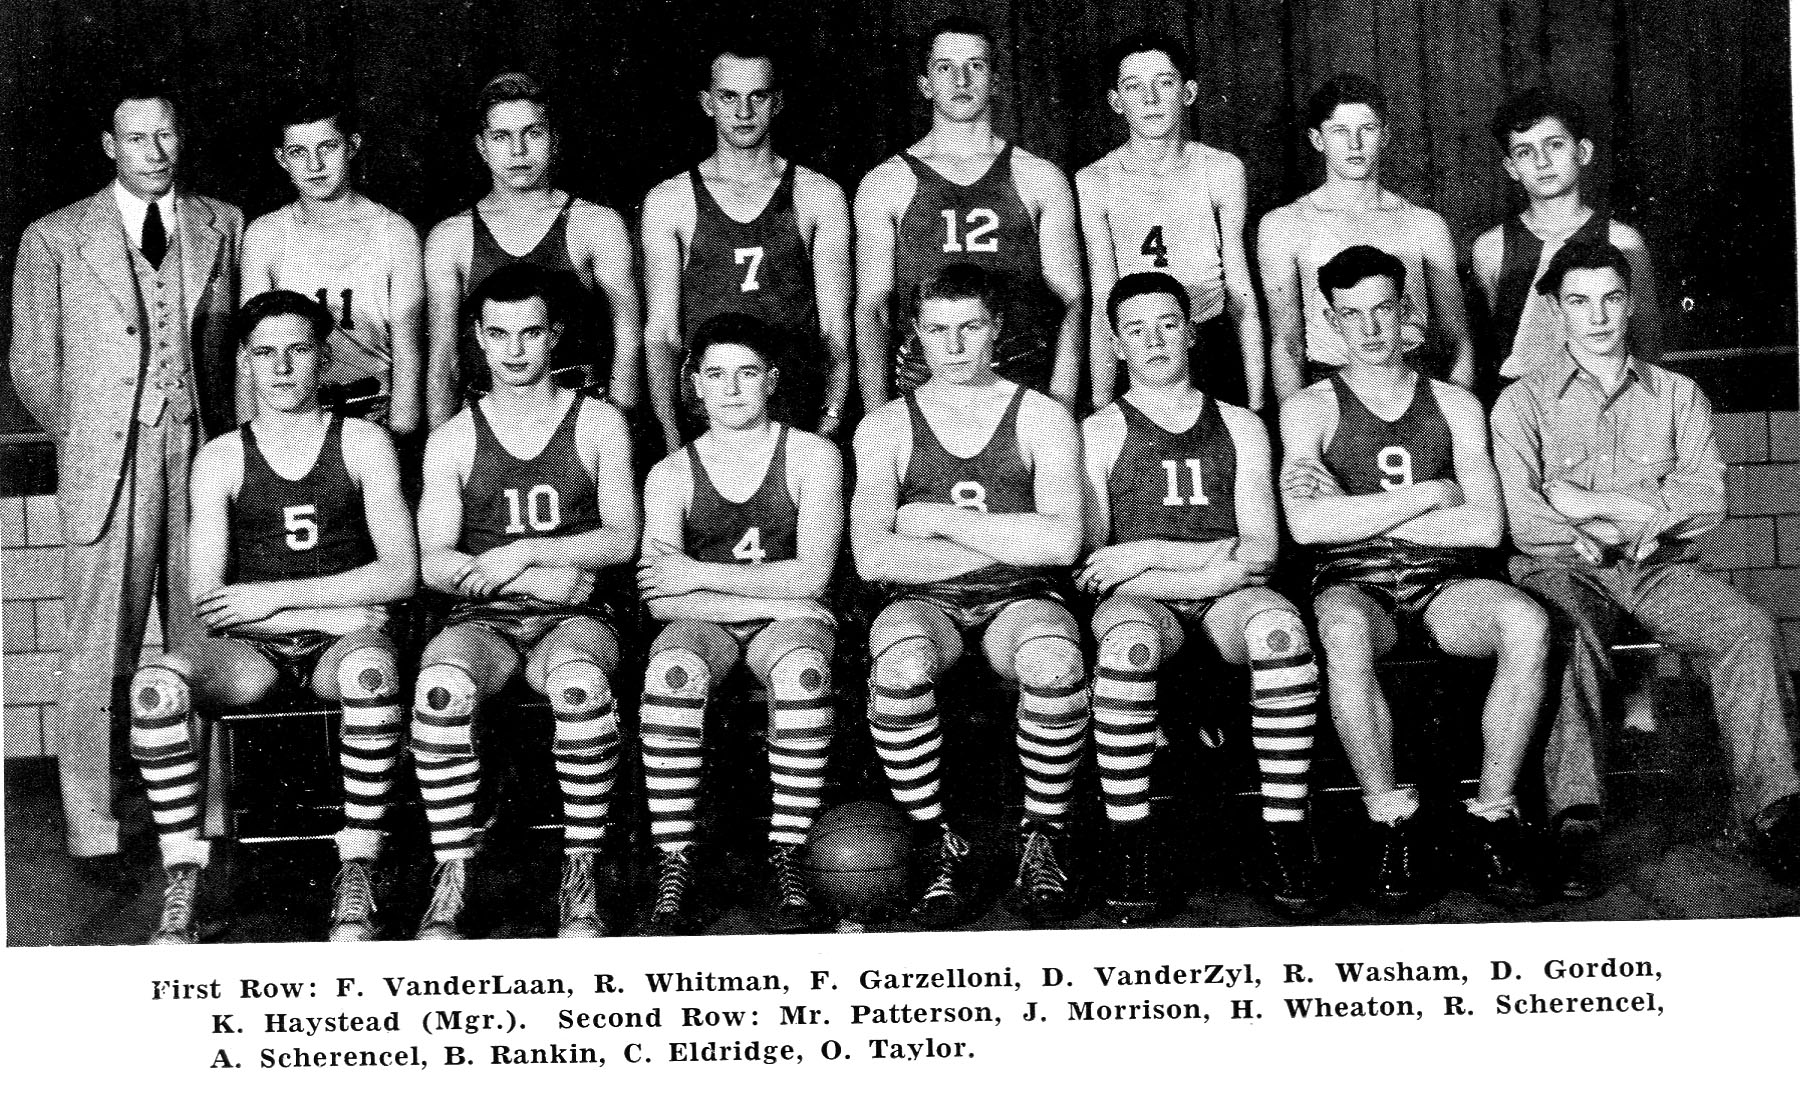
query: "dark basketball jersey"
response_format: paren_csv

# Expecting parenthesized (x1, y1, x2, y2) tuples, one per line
(681, 163, 817, 344)
(459, 395, 602, 562)
(1491, 210, 1612, 378)
(894, 145, 1051, 386)
(231, 416, 373, 584)
(899, 384, 1034, 514)
(684, 425, 798, 565)
(1319, 372, 1458, 563)
(461, 196, 602, 392)
(1107, 395, 1238, 545)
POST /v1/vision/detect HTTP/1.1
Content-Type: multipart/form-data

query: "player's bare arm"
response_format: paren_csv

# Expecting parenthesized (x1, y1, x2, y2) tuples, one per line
(637, 455, 794, 623)
(416, 411, 476, 592)
(239, 213, 282, 300)
(1612, 222, 1662, 363)
(1418, 209, 1476, 389)
(1258, 205, 1308, 404)
(1210, 150, 1268, 411)
(1278, 384, 1455, 544)
(1074, 163, 1122, 407)
(1017, 150, 1087, 410)
(899, 392, 1082, 566)
(853, 158, 913, 411)
(385, 213, 427, 436)
(423, 213, 473, 429)
(570, 200, 642, 409)
(641, 174, 695, 453)
(796, 168, 855, 435)
(1078, 404, 1124, 553)
(849, 402, 1000, 584)
(1470, 224, 1505, 313)
(1384, 383, 1503, 547)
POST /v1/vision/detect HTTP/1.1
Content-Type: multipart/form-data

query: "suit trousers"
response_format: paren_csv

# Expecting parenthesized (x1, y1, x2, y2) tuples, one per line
(56, 413, 201, 857)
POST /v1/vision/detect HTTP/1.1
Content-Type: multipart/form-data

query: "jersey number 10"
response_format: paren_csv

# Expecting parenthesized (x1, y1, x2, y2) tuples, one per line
(1160, 459, 1211, 506)
(502, 485, 562, 533)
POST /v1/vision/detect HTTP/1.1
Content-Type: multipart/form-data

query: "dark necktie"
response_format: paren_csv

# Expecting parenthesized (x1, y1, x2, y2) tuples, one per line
(142, 202, 167, 268)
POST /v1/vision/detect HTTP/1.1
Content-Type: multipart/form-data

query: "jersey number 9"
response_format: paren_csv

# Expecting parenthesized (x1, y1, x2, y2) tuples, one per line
(1377, 446, 1414, 490)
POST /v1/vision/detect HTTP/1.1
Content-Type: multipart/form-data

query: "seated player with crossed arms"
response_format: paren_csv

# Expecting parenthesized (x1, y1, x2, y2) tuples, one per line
(1280, 245, 1550, 909)
(128, 290, 416, 944)
(1081, 272, 1324, 924)
(851, 262, 1088, 928)
(635, 312, 844, 935)
(409, 264, 638, 940)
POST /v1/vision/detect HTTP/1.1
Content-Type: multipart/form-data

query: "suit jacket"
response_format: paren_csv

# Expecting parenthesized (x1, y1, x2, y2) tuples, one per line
(9, 186, 243, 545)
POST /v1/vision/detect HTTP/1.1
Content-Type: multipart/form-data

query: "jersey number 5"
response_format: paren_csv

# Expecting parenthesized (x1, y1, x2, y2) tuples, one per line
(283, 504, 318, 551)
(940, 208, 999, 254)
(1377, 446, 1415, 490)
(502, 485, 562, 533)
(733, 526, 767, 563)
(734, 246, 765, 292)
(1141, 225, 1169, 268)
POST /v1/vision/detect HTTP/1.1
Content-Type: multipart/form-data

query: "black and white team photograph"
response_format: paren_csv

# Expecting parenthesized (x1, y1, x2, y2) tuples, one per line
(3, 0, 1798, 961)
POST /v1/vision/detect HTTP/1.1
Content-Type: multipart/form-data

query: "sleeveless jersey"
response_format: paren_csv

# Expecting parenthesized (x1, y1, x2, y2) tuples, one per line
(1294, 194, 1431, 367)
(684, 425, 798, 565)
(230, 415, 372, 584)
(461, 197, 602, 391)
(1493, 210, 1613, 379)
(1107, 395, 1237, 544)
(458, 395, 602, 562)
(894, 145, 1053, 380)
(899, 383, 1035, 515)
(1095, 145, 1226, 323)
(681, 163, 817, 344)
(1318, 372, 1455, 563)
(271, 203, 396, 413)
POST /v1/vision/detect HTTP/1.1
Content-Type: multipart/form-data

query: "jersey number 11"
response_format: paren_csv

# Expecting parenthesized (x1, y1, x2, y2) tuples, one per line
(1160, 459, 1210, 506)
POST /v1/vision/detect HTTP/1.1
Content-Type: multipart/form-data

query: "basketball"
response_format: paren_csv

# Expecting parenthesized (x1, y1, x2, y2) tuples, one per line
(803, 801, 912, 922)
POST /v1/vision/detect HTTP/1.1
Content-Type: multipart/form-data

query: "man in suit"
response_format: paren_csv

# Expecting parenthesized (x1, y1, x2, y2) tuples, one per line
(9, 82, 243, 868)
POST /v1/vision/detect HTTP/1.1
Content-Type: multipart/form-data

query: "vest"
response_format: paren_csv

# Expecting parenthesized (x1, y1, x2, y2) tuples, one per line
(684, 425, 798, 566)
(230, 415, 372, 583)
(1107, 394, 1237, 544)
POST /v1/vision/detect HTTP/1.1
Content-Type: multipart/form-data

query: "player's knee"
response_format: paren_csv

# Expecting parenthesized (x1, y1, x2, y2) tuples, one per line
(1096, 618, 1163, 674)
(1015, 634, 1085, 692)
(336, 644, 400, 704)
(646, 647, 711, 706)
(1493, 598, 1551, 664)
(412, 664, 478, 758)
(1245, 606, 1313, 663)
(1317, 610, 1376, 666)
(872, 635, 938, 694)
(770, 646, 831, 699)
(546, 658, 613, 716)
(129, 664, 193, 758)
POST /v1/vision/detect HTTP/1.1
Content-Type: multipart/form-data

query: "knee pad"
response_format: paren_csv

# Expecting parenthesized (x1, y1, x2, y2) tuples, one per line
(872, 635, 937, 694)
(1244, 607, 1312, 663)
(770, 646, 831, 700)
(130, 665, 193, 759)
(1015, 633, 1085, 692)
(1097, 618, 1163, 674)
(645, 647, 710, 704)
(546, 658, 613, 716)
(412, 664, 477, 758)
(336, 644, 400, 703)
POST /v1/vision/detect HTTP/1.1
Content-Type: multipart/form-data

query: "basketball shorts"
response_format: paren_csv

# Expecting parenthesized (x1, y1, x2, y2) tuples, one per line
(885, 563, 1062, 632)
(235, 629, 357, 693)
(442, 595, 619, 658)
(1313, 540, 1476, 630)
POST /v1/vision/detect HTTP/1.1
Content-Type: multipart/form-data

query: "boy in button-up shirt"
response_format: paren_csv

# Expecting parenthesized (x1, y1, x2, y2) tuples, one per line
(1491, 239, 1800, 898)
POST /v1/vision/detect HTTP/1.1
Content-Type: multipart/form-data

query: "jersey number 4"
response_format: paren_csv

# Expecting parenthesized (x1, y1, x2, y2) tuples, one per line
(314, 288, 354, 330)
(733, 526, 767, 563)
(733, 246, 765, 292)
(1159, 459, 1211, 506)
(940, 208, 1000, 254)
(502, 485, 562, 533)
(1141, 225, 1169, 268)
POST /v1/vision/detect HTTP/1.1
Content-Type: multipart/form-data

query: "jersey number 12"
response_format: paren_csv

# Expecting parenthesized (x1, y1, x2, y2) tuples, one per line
(940, 208, 999, 253)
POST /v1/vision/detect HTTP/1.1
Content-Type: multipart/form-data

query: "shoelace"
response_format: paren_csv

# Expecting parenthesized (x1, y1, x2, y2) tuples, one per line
(921, 830, 972, 900)
(771, 845, 809, 908)
(1380, 830, 1412, 880)
(560, 855, 596, 922)
(653, 849, 693, 915)
(423, 861, 466, 927)
(159, 867, 199, 934)
(1019, 830, 1068, 896)
(1270, 829, 1313, 891)
(331, 861, 377, 925)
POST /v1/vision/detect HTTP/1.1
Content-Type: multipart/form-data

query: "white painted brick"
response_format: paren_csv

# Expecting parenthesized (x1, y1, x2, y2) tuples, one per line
(3, 650, 60, 706)
(0, 497, 24, 549)
(1, 546, 63, 599)
(3, 705, 45, 758)
(3, 601, 34, 653)
(34, 599, 64, 652)
(23, 494, 62, 547)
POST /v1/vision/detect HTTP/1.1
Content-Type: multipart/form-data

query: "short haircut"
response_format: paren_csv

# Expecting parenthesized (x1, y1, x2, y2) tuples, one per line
(1107, 271, 1192, 331)
(1318, 244, 1407, 305)
(912, 262, 1003, 321)
(100, 78, 180, 134)
(703, 34, 782, 89)
(917, 15, 996, 74)
(474, 71, 553, 134)
(233, 289, 333, 350)
(1305, 72, 1387, 131)
(1105, 32, 1192, 86)
(272, 92, 359, 147)
(467, 263, 562, 328)
(1490, 87, 1589, 149)
(688, 312, 782, 373)
(1536, 239, 1632, 298)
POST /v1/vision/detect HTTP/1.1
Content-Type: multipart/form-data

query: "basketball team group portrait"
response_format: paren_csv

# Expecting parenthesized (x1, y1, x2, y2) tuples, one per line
(3, 0, 1797, 948)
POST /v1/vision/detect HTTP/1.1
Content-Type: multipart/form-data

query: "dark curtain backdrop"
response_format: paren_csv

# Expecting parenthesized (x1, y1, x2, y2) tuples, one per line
(2, 0, 1793, 436)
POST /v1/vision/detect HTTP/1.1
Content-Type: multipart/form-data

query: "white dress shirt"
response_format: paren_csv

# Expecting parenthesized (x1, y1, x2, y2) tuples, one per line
(112, 180, 178, 250)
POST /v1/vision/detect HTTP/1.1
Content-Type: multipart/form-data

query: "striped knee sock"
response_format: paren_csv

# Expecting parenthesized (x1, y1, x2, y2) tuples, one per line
(130, 669, 207, 867)
(1092, 657, 1158, 825)
(336, 658, 404, 862)
(869, 672, 944, 825)
(412, 671, 481, 861)
(550, 668, 620, 855)
(1248, 616, 1320, 823)
(1017, 673, 1090, 824)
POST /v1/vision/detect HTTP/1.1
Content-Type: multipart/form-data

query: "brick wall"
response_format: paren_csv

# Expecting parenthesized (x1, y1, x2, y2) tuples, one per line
(4, 414, 1798, 758)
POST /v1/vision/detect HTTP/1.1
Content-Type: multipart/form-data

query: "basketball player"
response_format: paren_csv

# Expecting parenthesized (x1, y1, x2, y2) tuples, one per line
(409, 264, 638, 939)
(1075, 34, 1267, 411)
(242, 95, 424, 434)
(127, 290, 416, 943)
(635, 312, 844, 934)
(854, 15, 1086, 410)
(424, 72, 640, 428)
(1473, 88, 1661, 386)
(641, 40, 852, 453)
(1280, 245, 1548, 908)
(1082, 272, 1322, 923)
(852, 263, 1088, 927)
(1260, 74, 1475, 403)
